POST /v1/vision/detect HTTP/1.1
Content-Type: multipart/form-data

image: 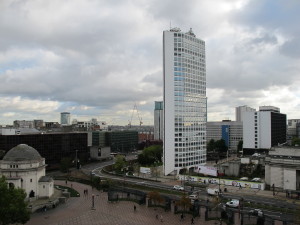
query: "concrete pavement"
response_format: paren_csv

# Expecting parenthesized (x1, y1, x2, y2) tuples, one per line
(26, 180, 220, 225)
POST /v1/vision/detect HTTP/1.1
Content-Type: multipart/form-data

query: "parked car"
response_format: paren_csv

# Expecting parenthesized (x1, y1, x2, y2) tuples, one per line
(251, 178, 261, 182)
(207, 188, 220, 196)
(226, 199, 239, 208)
(249, 209, 264, 217)
(189, 194, 198, 204)
(173, 185, 184, 191)
(239, 177, 249, 181)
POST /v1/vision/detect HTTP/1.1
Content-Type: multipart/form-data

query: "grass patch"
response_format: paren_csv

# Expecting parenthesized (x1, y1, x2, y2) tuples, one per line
(56, 185, 80, 197)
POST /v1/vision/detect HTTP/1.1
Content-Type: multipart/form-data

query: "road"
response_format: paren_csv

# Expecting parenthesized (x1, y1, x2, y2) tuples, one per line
(80, 158, 297, 222)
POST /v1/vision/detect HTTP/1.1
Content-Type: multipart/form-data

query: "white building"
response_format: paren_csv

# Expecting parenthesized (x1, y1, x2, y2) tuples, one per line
(235, 105, 256, 122)
(154, 101, 164, 140)
(265, 146, 300, 190)
(163, 28, 207, 175)
(243, 106, 286, 153)
(60, 112, 71, 125)
(206, 121, 243, 152)
(0, 144, 54, 199)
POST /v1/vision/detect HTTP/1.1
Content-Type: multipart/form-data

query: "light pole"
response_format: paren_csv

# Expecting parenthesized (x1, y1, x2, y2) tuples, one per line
(91, 194, 95, 210)
(75, 150, 78, 169)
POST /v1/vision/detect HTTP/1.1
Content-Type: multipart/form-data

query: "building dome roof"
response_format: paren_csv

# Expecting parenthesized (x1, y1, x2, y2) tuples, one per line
(3, 144, 42, 161)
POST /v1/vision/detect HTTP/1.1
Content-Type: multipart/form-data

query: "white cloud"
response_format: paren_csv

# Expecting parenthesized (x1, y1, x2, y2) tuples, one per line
(0, 0, 299, 125)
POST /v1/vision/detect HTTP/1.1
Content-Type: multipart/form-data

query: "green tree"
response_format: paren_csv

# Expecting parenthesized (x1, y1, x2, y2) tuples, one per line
(137, 145, 163, 166)
(113, 155, 127, 173)
(0, 176, 30, 225)
(60, 157, 72, 173)
(292, 137, 300, 146)
(215, 139, 228, 153)
(207, 139, 215, 152)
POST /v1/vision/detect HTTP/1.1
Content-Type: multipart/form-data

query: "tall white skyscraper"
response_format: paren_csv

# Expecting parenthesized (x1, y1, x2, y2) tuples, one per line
(163, 28, 207, 175)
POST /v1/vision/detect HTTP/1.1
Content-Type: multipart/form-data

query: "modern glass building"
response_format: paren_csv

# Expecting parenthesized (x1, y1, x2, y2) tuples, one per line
(163, 28, 207, 175)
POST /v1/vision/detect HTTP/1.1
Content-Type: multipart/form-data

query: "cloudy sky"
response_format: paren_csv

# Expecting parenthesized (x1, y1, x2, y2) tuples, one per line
(0, 0, 299, 126)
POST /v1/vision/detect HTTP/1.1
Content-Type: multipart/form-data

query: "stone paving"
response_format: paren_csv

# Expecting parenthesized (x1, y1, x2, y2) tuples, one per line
(26, 180, 219, 225)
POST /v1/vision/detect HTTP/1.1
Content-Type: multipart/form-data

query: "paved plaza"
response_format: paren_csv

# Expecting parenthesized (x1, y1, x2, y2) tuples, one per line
(26, 180, 218, 225)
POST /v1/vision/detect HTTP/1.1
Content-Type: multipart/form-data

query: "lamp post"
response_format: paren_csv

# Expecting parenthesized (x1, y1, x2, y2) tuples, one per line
(75, 150, 78, 169)
(91, 194, 95, 210)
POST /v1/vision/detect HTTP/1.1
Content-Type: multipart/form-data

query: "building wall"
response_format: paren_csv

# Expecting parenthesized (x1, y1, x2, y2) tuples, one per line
(0, 133, 89, 169)
(39, 181, 54, 198)
(163, 28, 207, 175)
(206, 121, 242, 151)
(243, 109, 286, 151)
(283, 169, 296, 190)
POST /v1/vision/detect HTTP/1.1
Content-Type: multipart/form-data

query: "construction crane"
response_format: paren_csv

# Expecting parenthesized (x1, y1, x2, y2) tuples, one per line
(128, 103, 143, 128)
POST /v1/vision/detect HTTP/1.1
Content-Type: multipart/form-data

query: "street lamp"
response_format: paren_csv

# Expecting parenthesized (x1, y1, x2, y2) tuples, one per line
(91, 194, 95, 210)
(75, 150, 78, 169)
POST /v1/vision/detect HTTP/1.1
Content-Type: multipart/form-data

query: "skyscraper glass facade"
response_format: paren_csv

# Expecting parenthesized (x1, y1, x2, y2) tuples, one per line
(163, 28, 207, 175)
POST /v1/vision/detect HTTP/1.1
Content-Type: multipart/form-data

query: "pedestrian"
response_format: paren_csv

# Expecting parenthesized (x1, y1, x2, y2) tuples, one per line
(156, 214, 159, 220)
(71, 183, 73, 188)
(134, 205, 136, 211)
(191, 217, 194, 224)
(65, 180, 67, 185)
(180, 213, 184, 221)
(160, 214, 163, 222)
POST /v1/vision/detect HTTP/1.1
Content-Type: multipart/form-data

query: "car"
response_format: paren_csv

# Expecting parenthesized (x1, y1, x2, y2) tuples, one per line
(239, 177, 249, 181)
(189, 194, 198, 200)
(189, 194, 198, 204)
(251, 178, 261, 182)
(226, 199, 239, 208)
(173, 185, 184, 191)
(207, 188, 220, 196)
(249, 209, 264, 217)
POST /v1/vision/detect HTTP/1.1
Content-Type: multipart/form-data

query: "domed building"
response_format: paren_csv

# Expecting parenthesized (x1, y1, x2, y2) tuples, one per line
(0, 144, 54, 199)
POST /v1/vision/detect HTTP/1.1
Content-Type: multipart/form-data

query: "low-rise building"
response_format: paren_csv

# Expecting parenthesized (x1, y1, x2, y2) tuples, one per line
(0, 144, 54, 199)
(265, 146, 300, 190)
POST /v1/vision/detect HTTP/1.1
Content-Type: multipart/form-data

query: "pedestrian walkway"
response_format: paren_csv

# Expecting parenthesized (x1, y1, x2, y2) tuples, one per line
(26, 180, 220, 225)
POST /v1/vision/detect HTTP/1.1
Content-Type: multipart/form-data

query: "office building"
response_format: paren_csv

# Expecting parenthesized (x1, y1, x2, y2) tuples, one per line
(243, 106, 286, 154)
(235, 105, 256, 122)
(154, 101, 164, 140)
(60, 112, 71, 125)
(0, 132, 89, 169)
(163, 28, 207, 175)
(206, 120, 243, 152)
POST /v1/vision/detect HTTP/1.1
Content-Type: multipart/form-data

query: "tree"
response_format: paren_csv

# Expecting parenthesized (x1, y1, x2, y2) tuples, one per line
(214, 139, 228, 153)
(0, 176, 30, 225)
(148, 191, 163, 206)
(292, 137, 300, 146)
(176, 194, 192, 214)
(137, 145, 163, 166)
(60, 157, 72, 173)
(113, 155, 127, 173)
(207, 139, 215, 152)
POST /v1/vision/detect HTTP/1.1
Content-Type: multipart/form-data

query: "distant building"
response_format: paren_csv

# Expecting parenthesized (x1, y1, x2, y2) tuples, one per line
(60, 112, 71, 125)
(72, 118, 108, 131)
(287, 119, 300, 137)
(243, 106, 286, 154)
(0, 144, 54, 199)
(235, 105, 256, 122)
(265, 146, 300, 191)
(107, 131, 138, 154)
(154, 101, 164, 141)
(13, 120, 34, 128)
(206, 120, 243, 152)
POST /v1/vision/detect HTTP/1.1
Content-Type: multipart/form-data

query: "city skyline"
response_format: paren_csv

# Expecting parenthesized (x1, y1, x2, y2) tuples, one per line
(0, 0, 300, 125)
